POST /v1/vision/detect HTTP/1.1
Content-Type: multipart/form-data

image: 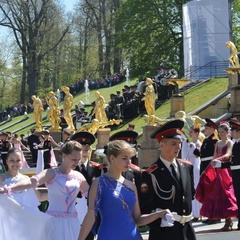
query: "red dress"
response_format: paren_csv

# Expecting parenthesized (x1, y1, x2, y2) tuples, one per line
(196, 145, 238, 218)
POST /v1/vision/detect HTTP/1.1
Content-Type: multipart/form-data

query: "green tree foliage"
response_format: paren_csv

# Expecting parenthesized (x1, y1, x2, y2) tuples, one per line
(116, 0, 188, 78)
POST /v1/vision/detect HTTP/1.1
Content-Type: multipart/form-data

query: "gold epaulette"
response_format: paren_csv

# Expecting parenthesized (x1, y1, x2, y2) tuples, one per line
(98, 163, 108, 169)
(129, 163, 141, 172)
(90, 161, 100, 167)
(179, 159, 193, 165)
(146, 164, 158, 174)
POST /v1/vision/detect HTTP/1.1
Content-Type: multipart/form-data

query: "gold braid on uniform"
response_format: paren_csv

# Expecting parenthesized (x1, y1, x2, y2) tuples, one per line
(150, 174, 176, 203)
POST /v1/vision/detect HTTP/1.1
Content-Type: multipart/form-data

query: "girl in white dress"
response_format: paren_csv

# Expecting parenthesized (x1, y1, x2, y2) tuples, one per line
(185, 126, 202, 221)
(1, 141, 89, 240)
(0, 148, 49, 240)
(11, 133, 31, 168)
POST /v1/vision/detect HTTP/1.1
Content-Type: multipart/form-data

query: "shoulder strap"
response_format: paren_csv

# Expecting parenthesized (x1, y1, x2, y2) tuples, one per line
(146, 164, 158, 174)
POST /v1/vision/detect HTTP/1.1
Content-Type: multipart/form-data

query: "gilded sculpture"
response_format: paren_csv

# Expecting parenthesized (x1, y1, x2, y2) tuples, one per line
(31, 95, 44, 132)
(91, 91, 107, 122)
(61, 86, 75, 132)
(142, 78, 155, 116)
(45, 91, 61, 132)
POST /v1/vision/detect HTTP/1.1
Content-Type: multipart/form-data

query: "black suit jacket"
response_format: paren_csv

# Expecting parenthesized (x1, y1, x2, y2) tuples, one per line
(140, 158, 196, 240)
(75, 160, 101, 198)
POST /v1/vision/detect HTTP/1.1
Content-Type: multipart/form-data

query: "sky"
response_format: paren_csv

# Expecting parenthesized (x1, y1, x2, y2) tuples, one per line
(62, 0, 78, 12)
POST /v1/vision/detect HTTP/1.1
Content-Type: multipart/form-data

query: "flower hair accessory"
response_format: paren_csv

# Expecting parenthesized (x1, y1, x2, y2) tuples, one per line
(220, 120, 230, 126)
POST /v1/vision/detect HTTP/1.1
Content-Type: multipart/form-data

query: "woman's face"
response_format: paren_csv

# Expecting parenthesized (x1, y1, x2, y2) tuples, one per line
(218, 127, 228, 139)
(7, 152, 22, 172)
(110, 149, 132, 172)
(62, 150, 82, 169)
(189, 128, 198, 139)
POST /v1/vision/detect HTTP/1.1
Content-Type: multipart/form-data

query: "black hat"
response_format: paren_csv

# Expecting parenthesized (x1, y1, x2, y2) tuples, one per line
(109, 130, 138, 145)
(229, 118, 240, 130)
(116, 91, 121, 94)
(71, 131, 95, 145)
(150, 119, 184, 143)
(204, 118, 218, 130)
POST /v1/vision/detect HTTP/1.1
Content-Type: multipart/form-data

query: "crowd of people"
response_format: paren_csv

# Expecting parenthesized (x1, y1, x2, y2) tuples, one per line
(0, 72, 126, 123)
(1, 116, 240, 239)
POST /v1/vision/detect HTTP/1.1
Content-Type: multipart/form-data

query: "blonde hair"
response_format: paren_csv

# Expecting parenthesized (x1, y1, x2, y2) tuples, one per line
(104, 140, 135, 161)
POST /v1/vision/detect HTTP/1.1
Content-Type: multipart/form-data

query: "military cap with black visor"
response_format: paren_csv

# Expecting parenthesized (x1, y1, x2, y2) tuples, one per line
(71, 131, 101, 190)
(139, 119, 196, 240)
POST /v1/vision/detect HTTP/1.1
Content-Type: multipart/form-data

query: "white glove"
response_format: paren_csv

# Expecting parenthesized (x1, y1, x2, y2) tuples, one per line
(160, 213, 175, 227)
(212, 160, 221, 168)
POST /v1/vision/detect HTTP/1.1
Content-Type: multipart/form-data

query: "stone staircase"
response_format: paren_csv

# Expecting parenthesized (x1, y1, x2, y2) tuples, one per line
(22, 149, 36, 168)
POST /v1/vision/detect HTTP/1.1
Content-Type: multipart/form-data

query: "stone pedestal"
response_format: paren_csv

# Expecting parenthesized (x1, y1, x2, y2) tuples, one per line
(50, 131, 62, 143)
(138, 125, 160, 168)
(96, 128, 111, 149)
(226, 69, 240, 89)
(229, 86, 240, 113)
(170, 94, 185, 117)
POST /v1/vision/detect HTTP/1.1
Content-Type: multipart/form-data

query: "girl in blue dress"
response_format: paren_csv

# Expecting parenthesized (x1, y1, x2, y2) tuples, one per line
(78, 140, 170, 240)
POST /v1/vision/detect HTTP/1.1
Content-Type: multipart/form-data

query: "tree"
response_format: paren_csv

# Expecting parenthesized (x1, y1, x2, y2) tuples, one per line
(0, 0, 69, 102)
(116, 0, 188, 78)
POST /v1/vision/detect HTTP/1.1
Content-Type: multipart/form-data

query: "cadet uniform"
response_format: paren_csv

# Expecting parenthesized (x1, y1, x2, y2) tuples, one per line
(27, 128, 40, 164)
(194, 118, 218, 174)
(1, 132, 12, 167)
(71, 131, 101, 240)
(140, 120, 196, 240)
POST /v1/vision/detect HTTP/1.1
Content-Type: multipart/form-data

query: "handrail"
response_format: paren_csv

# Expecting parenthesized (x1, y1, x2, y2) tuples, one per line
(184, 61, 229, 80)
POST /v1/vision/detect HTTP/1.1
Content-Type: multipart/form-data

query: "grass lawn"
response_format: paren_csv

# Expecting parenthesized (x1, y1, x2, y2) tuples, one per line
(0, 77, 229, 137)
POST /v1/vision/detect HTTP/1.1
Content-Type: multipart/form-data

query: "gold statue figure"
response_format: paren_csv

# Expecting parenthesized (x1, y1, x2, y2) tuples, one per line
(143, 114, 166, 126)
(142, 78, 155, 116)
(175, 110, 206, 141)
(226, 41, 240, 68)
(45, 91, 61, 132)
(61, 86, 75, 132)
(91, 91, 107, 122)
(31, 95, 44, 132)
(77, 118, 122, 135)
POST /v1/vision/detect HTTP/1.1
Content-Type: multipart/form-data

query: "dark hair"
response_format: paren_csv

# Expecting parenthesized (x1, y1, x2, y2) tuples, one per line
(61, 140, 82, 155)
(6, 148, 22, 160)
(218, 124, 230, 132)
(190, 126, 200, 134)
(104, 140, 135, 161)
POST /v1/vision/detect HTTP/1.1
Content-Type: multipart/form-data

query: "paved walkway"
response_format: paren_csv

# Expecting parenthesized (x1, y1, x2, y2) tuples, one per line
(141, 218, 240, 240)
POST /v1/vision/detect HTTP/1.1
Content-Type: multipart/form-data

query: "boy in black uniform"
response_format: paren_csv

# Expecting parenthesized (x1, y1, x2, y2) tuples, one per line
(71, 131, 101, 240)
(194, 118, 218, 174)
(0, 132, 12, 168)
(27, 128, 40, 164)
(140, 120, 196, 240)
(213, 119, 240, 230)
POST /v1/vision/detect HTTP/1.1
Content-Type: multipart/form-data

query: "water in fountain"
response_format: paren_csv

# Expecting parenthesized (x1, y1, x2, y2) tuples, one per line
(126, 67, 129, 83)
(84, 79, 90, 104)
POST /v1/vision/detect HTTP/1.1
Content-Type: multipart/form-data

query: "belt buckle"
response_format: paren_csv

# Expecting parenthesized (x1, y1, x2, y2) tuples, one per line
(180, 216, 187, 225)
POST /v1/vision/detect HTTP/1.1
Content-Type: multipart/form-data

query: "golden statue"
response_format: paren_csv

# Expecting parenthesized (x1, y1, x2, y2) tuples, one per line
(61, 86, 75, 132)
(45, 91, 61, 132)
(226, 41, 240, 68)
(143, 114, 167, 126)
(175, 110, 206, 141)
(31, 95, 44, 132)
(142, 78, 155, 116)
(77, 118, 122, 135)
(91, 91, 107, 122)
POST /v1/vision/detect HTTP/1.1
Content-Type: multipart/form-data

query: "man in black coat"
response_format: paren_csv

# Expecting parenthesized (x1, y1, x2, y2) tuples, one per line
(71, 131, 101, 240)
(213, 119, 240, 230)
(195, 118, 218, 175)
(0, 132, 12, 168)
(140, 120, 196, 240)
(27, 128, 40, 164)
